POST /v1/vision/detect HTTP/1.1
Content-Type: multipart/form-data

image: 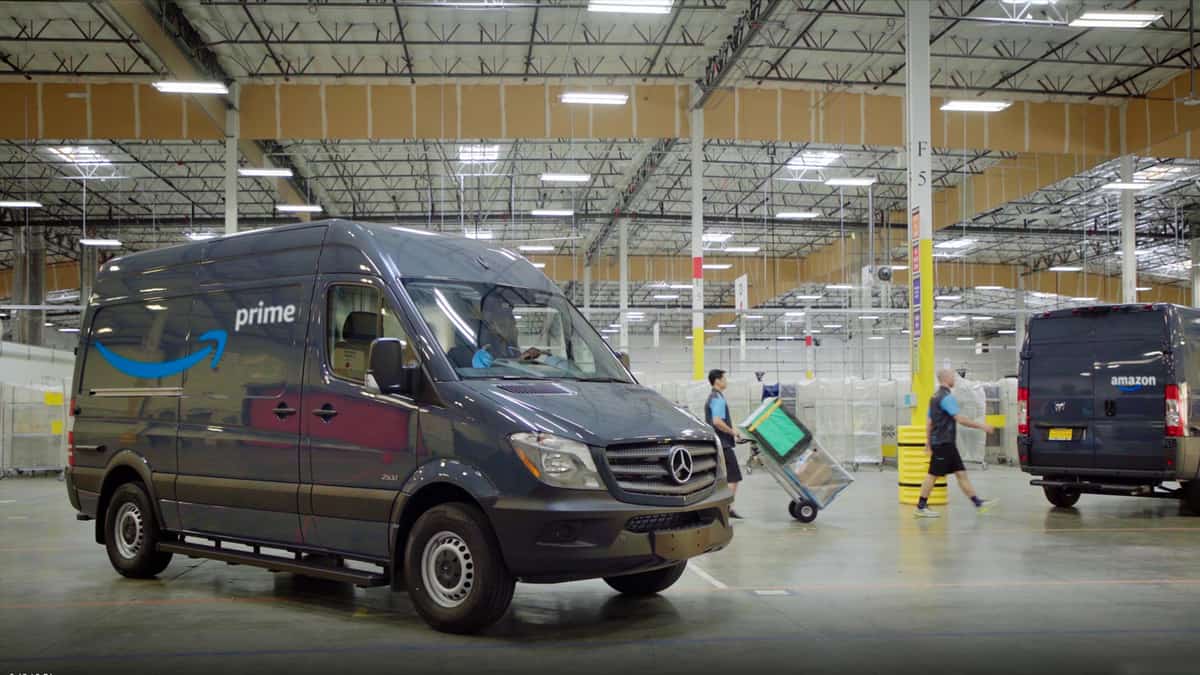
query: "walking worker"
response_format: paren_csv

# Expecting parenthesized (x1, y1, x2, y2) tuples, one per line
(706, 369, 744, 519)
(915, 368, 997, 518)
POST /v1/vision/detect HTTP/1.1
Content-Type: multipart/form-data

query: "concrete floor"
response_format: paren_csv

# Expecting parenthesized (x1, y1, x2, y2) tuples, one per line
(4, 465, 1200, 675)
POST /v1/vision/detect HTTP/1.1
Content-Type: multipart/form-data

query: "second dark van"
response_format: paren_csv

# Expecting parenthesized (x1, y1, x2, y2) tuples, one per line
(64, 221, 734, 633)
(1019, 303, 1200, 511)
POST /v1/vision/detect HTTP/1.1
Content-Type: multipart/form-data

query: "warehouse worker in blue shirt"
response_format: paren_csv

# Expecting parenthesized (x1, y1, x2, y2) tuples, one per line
(915, 368, 997, 518)
(706, 369, 744, 519)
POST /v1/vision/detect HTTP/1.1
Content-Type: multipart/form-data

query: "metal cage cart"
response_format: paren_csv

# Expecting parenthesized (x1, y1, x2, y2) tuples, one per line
(0, 381, 68, 477)
(739, 397, 854, 523)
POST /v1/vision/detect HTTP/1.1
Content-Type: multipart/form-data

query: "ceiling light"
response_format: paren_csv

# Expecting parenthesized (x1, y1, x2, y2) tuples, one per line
(145, 304, 167, 311)
(702, 232, 733, 243)
(826, 284, 853, 290)
(823, 324, 843, 329)
(718, 323, 737, 329)
(602, 328, 618, 334)
(972, 316, 994, 321)
(825, 177, 876, 187)
(668, 284, 693, 290)
(464, 231, 493, 240)
(785, 311, 806, 317)
(540, 173, 591, 183)
(587, 0, 672, 14)
(531, 209, 574, 217)
(808, 330, 822, 334)
(0, 200, 41, 208)
(793, 294, 823, 300)
(890, 265, 908, 271)
(1049, 265, 1082, 272)
(775, 211, 821, 220)
(935, 294, 962, 301)
(58, 327, 80, 333)
(153, 81, 228, 95)
(47, 146, 109, 166)
(998, 329, 1017, 335)
(276, 204, 322, 213)
(532, 262, 546, 269)
(560, 92, 628, 105)
(238, 167, 292, 177)
(653, 294, 680, 300)
(935, 238, 975, 249)
(724, 246, 761, 254)
(940, 100, 1012, 113)
(1069, 12, 1162, 29)
(944, 316, 967, 322)
(976, 285, 1004, 291)
(79, 238, 122, 247)
(745, 315, 765, 320)
(703, 263, 732, 270)
(956, 336, 976, 341)
(43, 322, 54, 327)
(787, 151, 841, 170)
(1137, 286, 1153, 292)
(518, 245, 555, 252)
(868, 336, 886, 340)
(1101, 182, 1154, 191)
(704, 328, 721, 334)
(777, 336, 797, 341)
(185, 232, 218, 241)
(860, 315, 879, 320)
(1072, 297, 1097, 303)
(459, 144, 500, 163)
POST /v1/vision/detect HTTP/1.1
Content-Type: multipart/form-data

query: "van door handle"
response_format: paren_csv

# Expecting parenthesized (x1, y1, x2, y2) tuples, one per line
(1104, 400, 1116, 417)
(312, 404, 338, 421)
(273, 402, 297, 419)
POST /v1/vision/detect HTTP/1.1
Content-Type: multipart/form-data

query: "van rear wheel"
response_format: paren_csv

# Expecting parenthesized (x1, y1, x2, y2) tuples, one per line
(403, 503, 514, 634)
(104, 482, 174, 578)
(1183, 481, 1200, 514)
(1043, 485, 1081, 508)
(604, 562, 687, 595)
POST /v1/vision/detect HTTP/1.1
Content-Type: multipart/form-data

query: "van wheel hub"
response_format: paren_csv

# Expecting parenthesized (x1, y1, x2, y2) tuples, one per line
(421, 532, 475, 608)
(114, 502, 145, 559)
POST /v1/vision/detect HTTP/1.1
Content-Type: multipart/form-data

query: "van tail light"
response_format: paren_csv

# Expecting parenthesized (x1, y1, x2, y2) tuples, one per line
(69, 396, 76, 417)
(1166, 384, 1188, 437)
(67, 430, 75, 467)
(1017, 387, 1030, 435)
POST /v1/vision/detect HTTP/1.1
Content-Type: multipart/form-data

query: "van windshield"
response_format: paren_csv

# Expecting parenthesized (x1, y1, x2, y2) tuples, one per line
(404, 281, 632, 383)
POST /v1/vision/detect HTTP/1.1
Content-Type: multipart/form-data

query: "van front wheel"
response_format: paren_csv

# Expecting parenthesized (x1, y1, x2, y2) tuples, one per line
(1043, 485, 1081, 508)
(604, 562, 687, 595)
(404, 503, 514, 634)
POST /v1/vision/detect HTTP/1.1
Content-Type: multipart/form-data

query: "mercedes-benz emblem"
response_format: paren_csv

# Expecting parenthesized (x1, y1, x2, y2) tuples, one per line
(668, 446, 694, 485)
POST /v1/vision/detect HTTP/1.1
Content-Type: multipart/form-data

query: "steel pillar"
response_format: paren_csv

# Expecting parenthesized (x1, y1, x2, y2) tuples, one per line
(13, 224, 45, 345)
(691, 103, 705, 381)
(1120, 154, 1137, 303)
(906, 1, 935, 423)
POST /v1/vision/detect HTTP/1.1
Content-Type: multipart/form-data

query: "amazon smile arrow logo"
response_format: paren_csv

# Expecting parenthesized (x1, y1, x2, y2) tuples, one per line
(95, 329, 227, 378)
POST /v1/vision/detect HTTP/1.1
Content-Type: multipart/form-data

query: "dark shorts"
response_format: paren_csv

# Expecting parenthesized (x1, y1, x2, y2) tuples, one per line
(723, 445, 743, 484)
(929, 443, 965, 477)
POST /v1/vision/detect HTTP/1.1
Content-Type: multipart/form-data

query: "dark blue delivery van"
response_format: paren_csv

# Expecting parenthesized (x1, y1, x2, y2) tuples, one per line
(64, 221, 733, 633)
(1019, 304, 1200, 511)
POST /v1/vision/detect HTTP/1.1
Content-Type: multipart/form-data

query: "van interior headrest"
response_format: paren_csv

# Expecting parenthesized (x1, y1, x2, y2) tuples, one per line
(342, 311, 378, 341)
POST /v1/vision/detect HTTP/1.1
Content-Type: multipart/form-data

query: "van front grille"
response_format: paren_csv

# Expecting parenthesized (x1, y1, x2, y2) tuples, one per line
(603, 443, 719, 499)
(625, 509, 717, 534)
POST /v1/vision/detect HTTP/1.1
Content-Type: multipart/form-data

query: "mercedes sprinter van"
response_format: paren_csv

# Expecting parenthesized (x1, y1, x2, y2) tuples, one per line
(65, 221, 733, 633)
(1019, 304, 1200, 511)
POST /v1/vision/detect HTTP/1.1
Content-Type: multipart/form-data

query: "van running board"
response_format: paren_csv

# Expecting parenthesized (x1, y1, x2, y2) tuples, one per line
(158, 540, 389, 587)
(1031, 479, 1180, 499)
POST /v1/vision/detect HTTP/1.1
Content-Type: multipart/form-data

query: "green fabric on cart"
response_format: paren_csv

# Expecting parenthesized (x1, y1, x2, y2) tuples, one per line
(754, 408, 808, 459)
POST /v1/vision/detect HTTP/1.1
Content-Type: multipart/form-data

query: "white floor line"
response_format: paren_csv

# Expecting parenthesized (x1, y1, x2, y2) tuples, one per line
(687, 562, 728, 590)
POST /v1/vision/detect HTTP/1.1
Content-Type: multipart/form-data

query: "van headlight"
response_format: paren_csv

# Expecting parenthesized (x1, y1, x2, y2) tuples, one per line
(509, 432, 604, 490)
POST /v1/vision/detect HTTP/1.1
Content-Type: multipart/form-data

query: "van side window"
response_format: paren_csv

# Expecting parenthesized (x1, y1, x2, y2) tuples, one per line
(327, 285, 417, 383)
(80, 299, 190, 417)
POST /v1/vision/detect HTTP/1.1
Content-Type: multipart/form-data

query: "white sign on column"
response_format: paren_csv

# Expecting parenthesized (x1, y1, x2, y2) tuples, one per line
(735, 274, 748, 361)
(653, 321, 660, 348)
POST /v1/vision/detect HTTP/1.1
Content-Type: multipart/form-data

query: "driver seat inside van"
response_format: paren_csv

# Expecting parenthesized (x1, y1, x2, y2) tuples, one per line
(333, 310, 378, 379)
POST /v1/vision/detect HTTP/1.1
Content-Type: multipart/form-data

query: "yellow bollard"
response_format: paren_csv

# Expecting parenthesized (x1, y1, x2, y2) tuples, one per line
(898, 425, 947, 505)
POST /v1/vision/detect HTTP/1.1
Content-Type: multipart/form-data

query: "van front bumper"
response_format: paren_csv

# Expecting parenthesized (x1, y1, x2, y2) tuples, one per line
(486, 486, 734, 583)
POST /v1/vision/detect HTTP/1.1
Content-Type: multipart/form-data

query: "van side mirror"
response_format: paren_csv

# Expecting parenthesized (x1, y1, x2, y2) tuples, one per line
(617, 351, 631, 369)
(368, 338, 419, 395)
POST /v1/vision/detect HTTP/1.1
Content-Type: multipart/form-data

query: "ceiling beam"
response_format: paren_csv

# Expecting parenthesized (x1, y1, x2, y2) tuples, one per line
(692, 0, 786, 109)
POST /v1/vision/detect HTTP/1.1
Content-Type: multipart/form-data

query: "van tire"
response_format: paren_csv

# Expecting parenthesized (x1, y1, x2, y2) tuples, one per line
(1043, 485, 1081, 508)
(1183, 481, 1200, 514)
(103, 482, 174, 578)
(403, 502, 514, 634)
(604, 562, 687, 595)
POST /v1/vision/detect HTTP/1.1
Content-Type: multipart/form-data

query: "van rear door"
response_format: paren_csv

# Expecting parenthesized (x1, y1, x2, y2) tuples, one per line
(1026, 315, 1097, 469)
(1091, 310, 1169, 472)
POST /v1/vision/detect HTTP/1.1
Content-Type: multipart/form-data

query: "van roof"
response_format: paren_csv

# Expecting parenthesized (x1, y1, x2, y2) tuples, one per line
(1033, 304, 1174, 321)
(98, 220, 559, 294)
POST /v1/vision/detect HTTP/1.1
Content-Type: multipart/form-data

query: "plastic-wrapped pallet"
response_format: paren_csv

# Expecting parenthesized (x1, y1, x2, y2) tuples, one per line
(849, 378, 883, 468)
(953, 377, 988, 466)
(1, 381, 67, 474)
(815, 379, 853, 465)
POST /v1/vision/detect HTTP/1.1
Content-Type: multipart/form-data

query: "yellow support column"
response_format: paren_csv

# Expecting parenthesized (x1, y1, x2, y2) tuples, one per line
(898, 425, 947, 505)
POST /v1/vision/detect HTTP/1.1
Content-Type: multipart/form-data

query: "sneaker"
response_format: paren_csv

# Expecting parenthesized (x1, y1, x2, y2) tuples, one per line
(975, 499, 998, 513)
(729, 509, 744, 520)
(914, 507, 941, 518)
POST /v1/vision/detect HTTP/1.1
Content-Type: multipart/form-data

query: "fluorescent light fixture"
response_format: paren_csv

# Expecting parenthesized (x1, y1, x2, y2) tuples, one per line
(703, 263, 732, 270)
(459, 144, 500, 163)
(944, 316, 967, 322)
(1072, 297, 1097, 303)
(822, 324, 842, 329)
(1069, 12, 1162, 29)
(956, 336, 976, 341)
(276, 204, 322, 213)
(392, 226, 439, 236)
(998, 329, 1017, 335)
(1049, 265, 1082, 272)
(745, 315, 765, 320)
(869, 336, 886, 340)
(825, 177, 876, 187)
(1002, 0, 1055, 4)
(940, 100, 1012, 113)
(976, 285, 1005, 291)
(531, 262, 546, 269)
(718, 323, 737, 329)
(609, 323, 620, 328)
(518, 245, 556, 252)
(153, 81, 228, 95)
(890, 265, 908, 271)
(785, 311, 806, 317)
(826, 284, 853, 290)
(47, 146, 109, 166)
(0, 200, 41, 208)
(653, 294, 680, 300)
(787, 151, 841, 170)
(238, 167, 293, 177)
(601, 328, 619, 334)
(777, 336, 797, 341)
(972, 316, 994, 321)
(860, 315, 880, 320)
(464, 231, 494, 240)
(145, 304, 167, 311)
(935, 238, 975, 249)
(588, 0, 672, 14)
(1101, 181, 1154, 191)
(540, 173, 591, 183)
(935, 294, 962, 301)
(702, 232, 733, 243)
(668, 284, 693, 290)
(775, 211, 821, 220)
(704, 328, 721, 334)
(793, 294, 823, 301)
(185, 232, 218, 241)
(1137, 286, 1153, 292)
(79, 238, 122, 247)
(560, 92, 629, 105)
(808, 330, 822, 334)
(59, 327, 80, 333)
(43, 322, 54, 327)
(531, 209, 574, 217)
(724, 246, 761, 254)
